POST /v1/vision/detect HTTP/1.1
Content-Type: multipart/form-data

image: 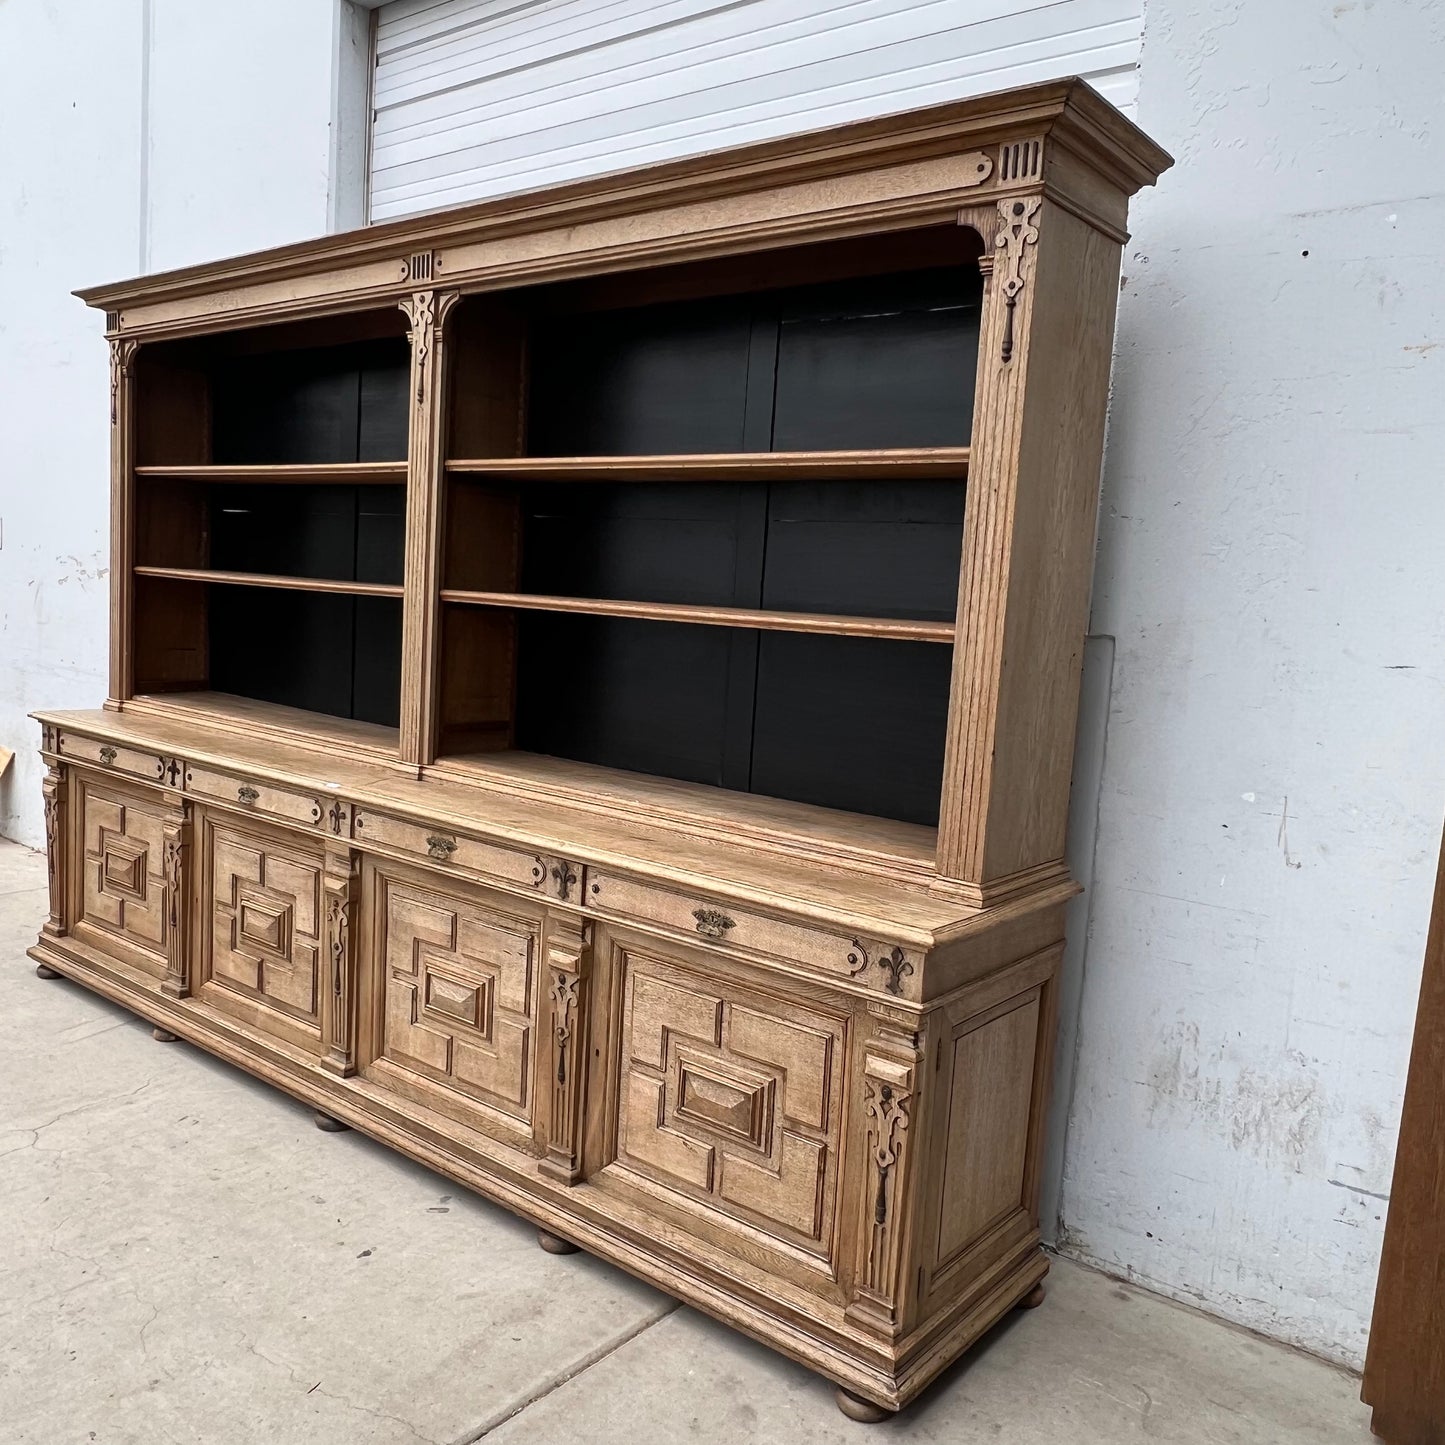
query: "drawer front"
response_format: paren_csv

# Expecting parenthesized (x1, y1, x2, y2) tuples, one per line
(59, 732, 166, 785)
(186, 763, 343, 833)
(594, 932, 848, 1283)
(73, 776, 171, 977)
(352, 809, 547, 893)
(363, 863, 544, 1147)
(197, 812, 327, 1053)
(588, 871, 918, 994)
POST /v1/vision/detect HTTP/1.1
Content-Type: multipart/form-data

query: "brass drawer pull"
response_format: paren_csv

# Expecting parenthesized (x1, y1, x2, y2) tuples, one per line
(693, 908, 735, 940)
(237, 785, 260, 805)
(426, 833, 457, 860)
(98, 746, 117, 766)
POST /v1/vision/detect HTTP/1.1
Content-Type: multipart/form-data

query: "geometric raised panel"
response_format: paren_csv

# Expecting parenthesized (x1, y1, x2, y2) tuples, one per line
(609, 949, 845, 1255)
(78, 783, 168, 964)
(208, 822, 324, 1030)
(935, 994, 1040, 1265)
(379, 877, 538, 1124)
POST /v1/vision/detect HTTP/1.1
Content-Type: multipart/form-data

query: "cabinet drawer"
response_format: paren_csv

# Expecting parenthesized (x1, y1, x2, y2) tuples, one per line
(587, 871, 917, 992)
(186, 763, 342, 833)
(58, 732, 165, 784)
(351, 808, 548, 893)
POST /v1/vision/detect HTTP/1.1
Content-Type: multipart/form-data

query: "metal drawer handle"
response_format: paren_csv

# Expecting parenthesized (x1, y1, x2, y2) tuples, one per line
(426, 834, 457, 860)
(98, 746, 117, 766)
(693, 908, 735, 940)
(237, 785, 260, 805)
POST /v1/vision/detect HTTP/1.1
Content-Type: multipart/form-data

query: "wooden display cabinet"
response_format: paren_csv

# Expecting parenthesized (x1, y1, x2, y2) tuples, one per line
(29, 79, 1169, 1419)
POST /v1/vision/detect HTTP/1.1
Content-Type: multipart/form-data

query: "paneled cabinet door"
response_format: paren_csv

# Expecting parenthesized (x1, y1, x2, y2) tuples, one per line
(360, 860, 547, 1150)
(197, 811, 329, 1056)
(589, 927, 849, 1294)
(72, 776, 171, 982)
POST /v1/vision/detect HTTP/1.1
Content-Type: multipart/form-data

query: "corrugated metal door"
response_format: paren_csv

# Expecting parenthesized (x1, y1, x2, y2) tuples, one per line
(369, 0, 1143, 221)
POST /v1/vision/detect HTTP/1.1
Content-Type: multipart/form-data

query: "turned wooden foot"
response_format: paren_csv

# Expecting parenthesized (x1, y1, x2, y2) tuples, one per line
(314, 1110, 350, 1132)
(834, 1387, 892, 1423)
(152, 1026, 179, 1043)
(537, 1228, 579, 1255)
(1018, 1281, 1047, 1310)
(35, 963, 62, 979)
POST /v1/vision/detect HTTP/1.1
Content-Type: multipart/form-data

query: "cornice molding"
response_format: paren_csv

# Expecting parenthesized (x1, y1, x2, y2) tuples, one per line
(77, 78, 1170, 324)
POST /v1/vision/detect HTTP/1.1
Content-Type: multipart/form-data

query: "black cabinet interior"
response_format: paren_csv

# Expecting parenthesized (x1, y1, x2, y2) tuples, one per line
(211, 338, 409, 464)
(526, 266, 981, 456)
(202, 334, 409, 725)
(501, 263, 978, 825)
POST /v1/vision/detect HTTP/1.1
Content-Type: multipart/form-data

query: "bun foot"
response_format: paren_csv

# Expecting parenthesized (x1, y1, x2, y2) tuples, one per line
(314, 1110, 350, 1132)
(152, 1026, 179, 1043)
(35, 963, 62, 979)
(537, 1228, 579, 1255)
(834, 1388, 892, 1423)
(1018, 1281, 1047, 1310)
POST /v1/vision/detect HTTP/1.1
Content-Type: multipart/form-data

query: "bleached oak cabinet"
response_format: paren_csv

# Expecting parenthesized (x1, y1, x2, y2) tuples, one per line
(30, 80, 1168, 1419)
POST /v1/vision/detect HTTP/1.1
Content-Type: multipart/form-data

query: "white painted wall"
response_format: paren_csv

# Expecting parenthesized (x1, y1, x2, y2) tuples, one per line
(0, 0, 368, 847)
(1, 0, 1440, 1381)
(1056, 0, 1445, 1369)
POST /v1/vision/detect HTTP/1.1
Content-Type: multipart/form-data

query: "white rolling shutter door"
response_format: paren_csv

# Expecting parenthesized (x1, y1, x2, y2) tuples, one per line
(369, 0, 1143, 222)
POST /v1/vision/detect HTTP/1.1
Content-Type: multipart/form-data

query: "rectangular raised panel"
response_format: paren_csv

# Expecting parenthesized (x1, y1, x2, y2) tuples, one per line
(602, 944, 844, 1265)
(76, 780, 169, 973)
(201, 816, 326, 1048)
(372, 872, 540, 1132)
(936, 994, 1041, 1266)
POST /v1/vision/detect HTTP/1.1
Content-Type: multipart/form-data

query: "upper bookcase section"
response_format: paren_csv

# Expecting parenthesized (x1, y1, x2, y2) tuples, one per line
(76, 79, 1170, 339)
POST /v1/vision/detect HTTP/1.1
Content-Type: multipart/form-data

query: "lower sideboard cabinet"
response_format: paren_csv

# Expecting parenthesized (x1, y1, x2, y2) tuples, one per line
(32, 731, 1068, 1417)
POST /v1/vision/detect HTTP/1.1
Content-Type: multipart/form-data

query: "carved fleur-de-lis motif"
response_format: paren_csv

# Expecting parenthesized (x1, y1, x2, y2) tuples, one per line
(995, 196, 1041, 363)
(846, 939, 915, 997)
(550, 860, 578, 903)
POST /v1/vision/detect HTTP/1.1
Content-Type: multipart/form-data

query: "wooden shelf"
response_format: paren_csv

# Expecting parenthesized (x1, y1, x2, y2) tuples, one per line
(135, 565, 403, 598)
(134, 462, 408, 484)
(444, 447, 970, 482)
(439, 588, 955, 643)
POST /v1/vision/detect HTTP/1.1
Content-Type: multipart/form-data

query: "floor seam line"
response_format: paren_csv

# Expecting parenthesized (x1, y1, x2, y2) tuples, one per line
(452, 1300, 682, 1444)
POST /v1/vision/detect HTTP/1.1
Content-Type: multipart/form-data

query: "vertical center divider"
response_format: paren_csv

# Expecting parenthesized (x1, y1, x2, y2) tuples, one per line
(398, 283, 461, 768)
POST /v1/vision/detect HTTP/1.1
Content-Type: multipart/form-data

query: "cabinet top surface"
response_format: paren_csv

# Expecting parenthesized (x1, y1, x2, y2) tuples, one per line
(77, 77, 1170, 323)
(36, 707, 1074, 947)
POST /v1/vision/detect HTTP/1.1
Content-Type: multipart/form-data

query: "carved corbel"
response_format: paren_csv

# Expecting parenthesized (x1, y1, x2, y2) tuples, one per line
(41, 761, 69, 939)
(994, 196, 1041, 363)
(108, 336, 139, 427)
(399, 289, 461, 408)
(321, 847, 361, 1077)
(539, 912, 591, 1184)
(846, 1016, 928, 1338)
(160, 799, 192, 997)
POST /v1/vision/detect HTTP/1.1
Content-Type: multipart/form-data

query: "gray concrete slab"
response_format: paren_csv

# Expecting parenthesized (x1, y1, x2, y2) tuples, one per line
(0, 839, 1377, 1444)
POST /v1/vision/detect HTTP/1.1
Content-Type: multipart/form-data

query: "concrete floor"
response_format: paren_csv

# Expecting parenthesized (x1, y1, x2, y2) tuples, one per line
(0, 838, 1377, 1445)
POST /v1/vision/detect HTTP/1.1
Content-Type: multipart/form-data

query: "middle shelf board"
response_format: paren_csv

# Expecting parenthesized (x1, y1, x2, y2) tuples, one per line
(445, 447, 970, 482)
(134, 566, 404, 598)
(135, 462, 408, 484)
(439, 588, 956, 643)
